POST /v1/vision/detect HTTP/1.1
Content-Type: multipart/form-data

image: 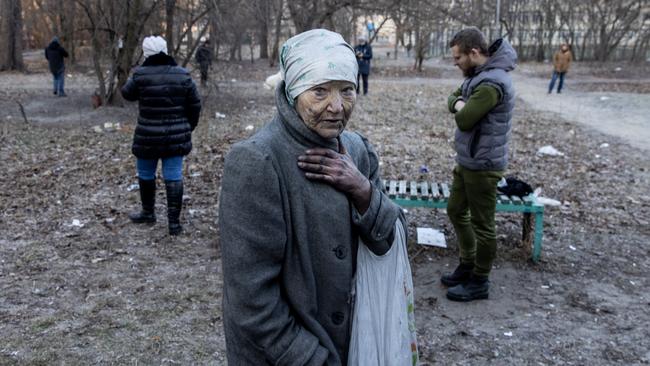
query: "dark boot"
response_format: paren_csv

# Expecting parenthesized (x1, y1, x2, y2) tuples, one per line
(446, 274, 490, 302)
(165, 180, 183, 236)
(129, 178, 156, 223)
(441, 262, 474, 287)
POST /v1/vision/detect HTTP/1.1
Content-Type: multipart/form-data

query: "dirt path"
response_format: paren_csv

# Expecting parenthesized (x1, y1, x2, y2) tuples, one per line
(511, 73, 650, 151)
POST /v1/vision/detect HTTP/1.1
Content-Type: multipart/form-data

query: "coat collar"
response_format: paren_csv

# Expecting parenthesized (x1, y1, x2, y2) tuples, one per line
(142, 52, 178, 67)
(275, 81, 340, 151)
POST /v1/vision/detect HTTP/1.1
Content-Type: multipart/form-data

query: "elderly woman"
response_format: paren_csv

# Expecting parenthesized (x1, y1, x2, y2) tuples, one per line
(122, 36, 201, 235)
(219, 29, 405, 365)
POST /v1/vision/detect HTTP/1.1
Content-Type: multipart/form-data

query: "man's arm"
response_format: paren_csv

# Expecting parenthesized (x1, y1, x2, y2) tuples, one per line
(452, 84, 500, 131)
(364, 45, 373, 60)
(220, 144, 329, 366)
(447, 87, 462, 113)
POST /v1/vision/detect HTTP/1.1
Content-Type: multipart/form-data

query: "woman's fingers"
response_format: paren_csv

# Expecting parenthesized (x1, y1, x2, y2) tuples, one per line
(297, 161, 330, 174)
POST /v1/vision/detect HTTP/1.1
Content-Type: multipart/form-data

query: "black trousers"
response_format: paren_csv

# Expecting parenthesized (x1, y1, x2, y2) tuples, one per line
(357, 73, 369, 95)
(199, 63, 210, 85)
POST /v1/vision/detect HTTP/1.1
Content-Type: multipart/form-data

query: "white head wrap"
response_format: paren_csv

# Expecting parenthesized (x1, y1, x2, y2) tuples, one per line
(142, 36, 168, 58)
(280, 29, 358, 106)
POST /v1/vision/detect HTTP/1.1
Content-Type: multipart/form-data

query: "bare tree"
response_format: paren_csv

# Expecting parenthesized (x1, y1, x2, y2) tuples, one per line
(76, 0, 162, 105)
(589, 0, 644, 61)
(287, 0, 355, 33)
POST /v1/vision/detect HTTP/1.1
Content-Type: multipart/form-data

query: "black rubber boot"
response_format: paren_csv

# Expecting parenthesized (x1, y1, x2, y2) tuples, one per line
(441, 262, 474, 287)
(129, 178, 156, 223)
(165, 180, 183, 236)
(446, 274, 490, 302)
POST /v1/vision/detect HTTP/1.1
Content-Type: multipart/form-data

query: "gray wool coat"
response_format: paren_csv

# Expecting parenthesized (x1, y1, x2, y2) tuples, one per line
(219, 83, 404, 365)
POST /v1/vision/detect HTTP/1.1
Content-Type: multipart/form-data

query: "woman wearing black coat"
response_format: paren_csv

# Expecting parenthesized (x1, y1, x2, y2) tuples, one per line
(121, 36, 202, 235)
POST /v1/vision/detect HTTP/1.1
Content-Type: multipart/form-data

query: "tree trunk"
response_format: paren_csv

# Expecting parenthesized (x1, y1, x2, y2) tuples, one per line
(249, 32, 255, 63)
(237, 39, 242, 61)
(0, 0, 25, 71)
(166, 0, 176, 55)
(229, 44, 237, 61)
(258, 0, 269, 59)
(91, 31, 106, 98)
(108, 0, 144, 106)
(269, 0, 284, 67)
(209, 1, 219, 60)
(58, 0, 76, 64)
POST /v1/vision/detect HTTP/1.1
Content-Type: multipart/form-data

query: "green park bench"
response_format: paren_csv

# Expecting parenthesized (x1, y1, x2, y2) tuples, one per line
(383, 179, 545, 262)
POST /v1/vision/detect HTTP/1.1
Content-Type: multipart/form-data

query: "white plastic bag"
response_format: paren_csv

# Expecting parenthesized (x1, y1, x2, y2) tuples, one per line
(348, 219, 418, 366)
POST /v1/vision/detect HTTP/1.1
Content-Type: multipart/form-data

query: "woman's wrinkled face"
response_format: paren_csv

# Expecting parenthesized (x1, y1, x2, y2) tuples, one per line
(295, 80, 356, 139)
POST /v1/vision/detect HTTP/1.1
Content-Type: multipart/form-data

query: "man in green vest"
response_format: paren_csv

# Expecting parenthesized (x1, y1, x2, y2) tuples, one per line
(442, 27, 517, 302)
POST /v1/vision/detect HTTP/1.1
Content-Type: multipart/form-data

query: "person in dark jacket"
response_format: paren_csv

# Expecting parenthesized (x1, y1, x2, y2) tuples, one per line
(194, 40, 212, 86)
(219, 29, 404, 365)
(354, 36, 373, 95)
(443, 27, 517, 302)
(44, 37, 69, 96)
(121, 36, 202, 235)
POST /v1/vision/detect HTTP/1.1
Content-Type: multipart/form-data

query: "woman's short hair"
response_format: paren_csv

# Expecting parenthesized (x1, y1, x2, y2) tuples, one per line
(449, 27, 488, 56)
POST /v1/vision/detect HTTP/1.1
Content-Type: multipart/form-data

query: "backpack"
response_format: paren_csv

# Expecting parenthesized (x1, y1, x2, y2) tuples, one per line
(497, 176, 533, 197)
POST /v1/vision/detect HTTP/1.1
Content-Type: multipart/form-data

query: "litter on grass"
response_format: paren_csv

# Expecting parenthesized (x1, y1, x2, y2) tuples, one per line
(416, 228, 447, 248)
(537, 145, 564, 156)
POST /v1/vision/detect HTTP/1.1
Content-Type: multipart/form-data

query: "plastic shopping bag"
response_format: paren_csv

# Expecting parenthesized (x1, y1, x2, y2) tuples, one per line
(348, 219, 418, 366)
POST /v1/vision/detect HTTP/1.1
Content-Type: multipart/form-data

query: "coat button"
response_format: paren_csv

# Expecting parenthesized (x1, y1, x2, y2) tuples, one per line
(332, 311, 345, 325)
(332, 245, 346, 259)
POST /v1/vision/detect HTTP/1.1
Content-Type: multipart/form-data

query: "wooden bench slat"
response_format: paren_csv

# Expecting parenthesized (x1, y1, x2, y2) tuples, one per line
(510, 195, 522, 205)
(388, 180, 398, 198)
(398, 180, 407, 198)
(522, 195, 534, 206)
(409, 181, 418, 200)
(499, 195, 511, 204)
(430, 182, 440, 200)
(441, 183, 450, 199)
(420, 181, 429, 200)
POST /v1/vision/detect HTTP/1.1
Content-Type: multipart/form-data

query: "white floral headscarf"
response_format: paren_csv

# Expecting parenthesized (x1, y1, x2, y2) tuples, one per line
(280, 29, 358, 106)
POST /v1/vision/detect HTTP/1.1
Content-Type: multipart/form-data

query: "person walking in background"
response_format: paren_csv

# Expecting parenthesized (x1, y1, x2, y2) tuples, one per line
(44, 37, 69, 97)
(443, 27, 517, 302)
(195, 40, 213, 87)
(354, 36, 373, 95)
(548, 43, 572, 94)
(121, 36, 202, 236)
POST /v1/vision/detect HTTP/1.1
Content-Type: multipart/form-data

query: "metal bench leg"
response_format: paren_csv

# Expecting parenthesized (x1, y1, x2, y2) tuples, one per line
(532, 210, 544, 262)
(522, 212, 532, 249)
